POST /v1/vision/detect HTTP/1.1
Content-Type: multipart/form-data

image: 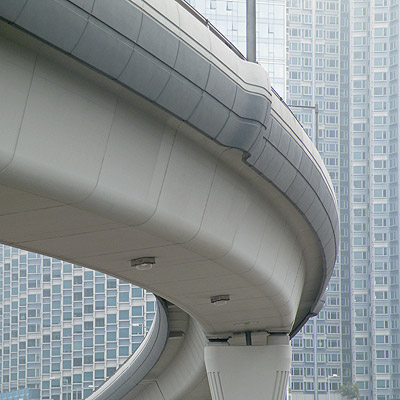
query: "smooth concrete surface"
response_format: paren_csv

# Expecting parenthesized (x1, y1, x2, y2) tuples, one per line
(0, 20, 328, 336)
(0, 0, 339, 398)
(0, 0, 338, 333)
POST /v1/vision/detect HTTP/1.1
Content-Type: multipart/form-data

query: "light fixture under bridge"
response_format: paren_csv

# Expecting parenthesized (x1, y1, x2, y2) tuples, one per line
(131, 257, 156, 271)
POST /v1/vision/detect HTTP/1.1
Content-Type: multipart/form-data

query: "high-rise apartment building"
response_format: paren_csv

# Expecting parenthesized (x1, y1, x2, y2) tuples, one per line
(286, 1, 400, 399)
(286, 1, 349, 398)
(188, 1, 400, 399)
(0, 244, 155, 400)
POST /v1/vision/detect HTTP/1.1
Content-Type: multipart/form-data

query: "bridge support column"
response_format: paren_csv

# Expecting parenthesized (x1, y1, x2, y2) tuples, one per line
(204, 335, 290, 400)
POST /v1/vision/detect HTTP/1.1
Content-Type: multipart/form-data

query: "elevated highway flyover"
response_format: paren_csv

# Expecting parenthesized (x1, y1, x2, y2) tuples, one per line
(0, 0, 339, 399)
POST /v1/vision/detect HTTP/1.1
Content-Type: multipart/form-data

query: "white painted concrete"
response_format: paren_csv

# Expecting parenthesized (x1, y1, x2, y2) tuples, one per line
(0, 23, 312, 336)
(205, 344, 291, 400)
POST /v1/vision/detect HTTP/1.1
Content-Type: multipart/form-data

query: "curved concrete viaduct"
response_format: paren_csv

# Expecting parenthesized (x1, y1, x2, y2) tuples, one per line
(0, 0, 338, 399)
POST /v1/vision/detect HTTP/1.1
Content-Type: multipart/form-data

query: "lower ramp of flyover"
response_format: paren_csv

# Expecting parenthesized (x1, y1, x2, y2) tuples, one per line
(0, 0, 338, 398)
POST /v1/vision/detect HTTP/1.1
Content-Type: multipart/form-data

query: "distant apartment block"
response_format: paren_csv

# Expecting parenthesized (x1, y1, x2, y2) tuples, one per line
(0, 244, 155, 400)
(286, 0, 400, 399)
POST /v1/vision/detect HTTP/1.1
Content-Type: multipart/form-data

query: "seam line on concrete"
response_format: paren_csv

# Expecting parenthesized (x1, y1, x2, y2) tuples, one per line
(0, 43, 40, 176)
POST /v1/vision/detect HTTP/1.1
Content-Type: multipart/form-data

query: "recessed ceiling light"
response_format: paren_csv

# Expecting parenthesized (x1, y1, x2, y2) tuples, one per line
(210, 294, 230, 305)
(131, 257, 156, 271)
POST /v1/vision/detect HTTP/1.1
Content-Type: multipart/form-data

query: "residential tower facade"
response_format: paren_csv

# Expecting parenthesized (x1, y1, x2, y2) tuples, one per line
(286, 1, 400, 399)
(0, 244, 155, 400)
